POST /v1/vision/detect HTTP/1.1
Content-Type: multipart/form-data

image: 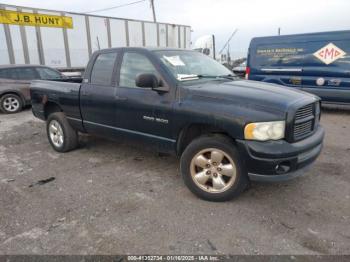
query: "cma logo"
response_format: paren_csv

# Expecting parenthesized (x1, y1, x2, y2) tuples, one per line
(313, 43, 346, 65)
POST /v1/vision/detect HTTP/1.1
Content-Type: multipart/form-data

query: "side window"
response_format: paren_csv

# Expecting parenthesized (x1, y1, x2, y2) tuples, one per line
(90, 52, 117, 85)
(119, 52, 158, 88)
(0, 69, 9, 79)
(12, 68, 38, 80)
(0, 69, 15, 79)
(36, 67, 62, 80)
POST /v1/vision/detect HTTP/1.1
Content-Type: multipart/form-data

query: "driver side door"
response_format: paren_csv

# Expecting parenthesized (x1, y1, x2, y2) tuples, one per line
(114, 51, 175, 149)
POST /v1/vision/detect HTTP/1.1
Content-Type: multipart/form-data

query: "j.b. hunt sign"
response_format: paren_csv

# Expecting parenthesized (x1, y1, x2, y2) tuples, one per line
(0, 9, 73, 28)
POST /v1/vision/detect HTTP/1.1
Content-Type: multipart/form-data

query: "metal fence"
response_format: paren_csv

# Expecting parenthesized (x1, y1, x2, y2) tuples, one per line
(0, 4, 191, 69)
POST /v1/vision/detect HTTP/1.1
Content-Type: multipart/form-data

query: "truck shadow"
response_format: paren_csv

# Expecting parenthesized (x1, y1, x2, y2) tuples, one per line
(0, 105, 32, 115)
(78, 134, 307, 203)
(321, 104, 350, 115)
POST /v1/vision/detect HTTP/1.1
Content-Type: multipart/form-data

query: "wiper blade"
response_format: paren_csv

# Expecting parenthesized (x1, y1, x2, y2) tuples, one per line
(177, 74, 200, 81)
(177, 74, 236, 81)
(177, 74, 218, 81)
(216, 74, 236, 79)
(197, 75, 218, 78)
(197, 74, 236, 80)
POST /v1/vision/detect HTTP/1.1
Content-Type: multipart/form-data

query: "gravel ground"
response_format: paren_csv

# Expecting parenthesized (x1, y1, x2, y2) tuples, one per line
(0, 106, 349, 255)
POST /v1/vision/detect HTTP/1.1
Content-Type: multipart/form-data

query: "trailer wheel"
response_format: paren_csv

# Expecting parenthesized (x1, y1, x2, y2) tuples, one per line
(46, 112, 78, 152)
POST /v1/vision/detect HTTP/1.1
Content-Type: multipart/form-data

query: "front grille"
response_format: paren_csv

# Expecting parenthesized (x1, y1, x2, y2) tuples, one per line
(295, 104, 313, 120)
(294, 121, 313, 139)
(293, 103, 317, 141)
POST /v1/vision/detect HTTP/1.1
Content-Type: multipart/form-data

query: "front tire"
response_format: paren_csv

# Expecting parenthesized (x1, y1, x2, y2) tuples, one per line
(180, 135, 248, 201)
(0, 94, 23, 114)
(46, 112, 79, 152)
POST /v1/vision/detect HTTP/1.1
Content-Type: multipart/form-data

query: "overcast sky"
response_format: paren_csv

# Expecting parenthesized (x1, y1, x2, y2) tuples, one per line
(1, 0, 349, 58)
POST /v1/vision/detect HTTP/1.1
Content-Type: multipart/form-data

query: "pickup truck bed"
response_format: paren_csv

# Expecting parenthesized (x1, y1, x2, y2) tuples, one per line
(31, 79, 84, 132)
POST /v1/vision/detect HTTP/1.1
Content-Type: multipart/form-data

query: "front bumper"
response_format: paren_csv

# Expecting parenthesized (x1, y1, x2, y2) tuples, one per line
(236, 126, 325, 182)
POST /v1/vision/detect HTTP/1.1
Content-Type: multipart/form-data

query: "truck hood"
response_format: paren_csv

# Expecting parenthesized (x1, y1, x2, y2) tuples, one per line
(184, 79, 318, 113)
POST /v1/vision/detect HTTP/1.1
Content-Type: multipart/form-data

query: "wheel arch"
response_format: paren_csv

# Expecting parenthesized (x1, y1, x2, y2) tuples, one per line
(176, 123, 236, 156)
(44, 101, 63, 119)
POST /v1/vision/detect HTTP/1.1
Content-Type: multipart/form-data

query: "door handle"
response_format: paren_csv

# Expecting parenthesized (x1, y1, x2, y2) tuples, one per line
(115, 95, 127, 101)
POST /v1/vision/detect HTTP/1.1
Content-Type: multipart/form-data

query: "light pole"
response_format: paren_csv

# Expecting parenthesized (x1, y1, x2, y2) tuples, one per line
(150, 0, 156, 22)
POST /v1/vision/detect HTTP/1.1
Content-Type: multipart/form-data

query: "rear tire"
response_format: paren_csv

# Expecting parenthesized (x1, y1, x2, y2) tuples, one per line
(180, 134, 248, 201)
(0, 94, 23, 114)
(46, 112, 78, 152)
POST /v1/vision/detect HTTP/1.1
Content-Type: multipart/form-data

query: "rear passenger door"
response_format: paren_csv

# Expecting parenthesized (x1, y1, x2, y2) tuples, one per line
(80, 51, 119, 135)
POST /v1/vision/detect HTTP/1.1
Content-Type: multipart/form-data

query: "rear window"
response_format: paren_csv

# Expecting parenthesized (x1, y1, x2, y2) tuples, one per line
(0, 69, 11, 79)
(17, 68, 38, 80)
(90, 52, 117, 85)
(36, 67, 62, 80)
(0, 68, 37, 80)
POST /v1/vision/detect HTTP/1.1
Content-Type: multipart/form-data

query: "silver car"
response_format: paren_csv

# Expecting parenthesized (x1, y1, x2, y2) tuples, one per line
(0, 65, 64, 114)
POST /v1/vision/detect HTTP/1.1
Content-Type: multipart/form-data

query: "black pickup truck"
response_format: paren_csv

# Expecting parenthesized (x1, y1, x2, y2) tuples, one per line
(31, 47, 324, 201)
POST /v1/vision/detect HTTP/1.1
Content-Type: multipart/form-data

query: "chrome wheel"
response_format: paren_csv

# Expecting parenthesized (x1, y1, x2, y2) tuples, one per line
(49, 120, 64, 148)
(190, 148, 237, 193)
(3, 96, 20, 112)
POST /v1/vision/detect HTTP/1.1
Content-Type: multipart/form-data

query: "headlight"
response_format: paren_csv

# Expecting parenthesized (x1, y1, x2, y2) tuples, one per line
(244, 121, 285, 141)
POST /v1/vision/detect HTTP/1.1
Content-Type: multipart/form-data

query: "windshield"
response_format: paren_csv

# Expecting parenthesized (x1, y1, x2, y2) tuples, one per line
(154, 50, 233, 81)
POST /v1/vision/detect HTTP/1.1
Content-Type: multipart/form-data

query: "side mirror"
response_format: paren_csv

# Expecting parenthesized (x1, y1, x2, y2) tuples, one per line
(135, 73, 159, 89)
